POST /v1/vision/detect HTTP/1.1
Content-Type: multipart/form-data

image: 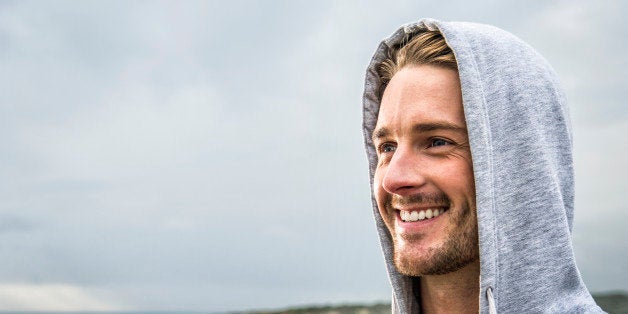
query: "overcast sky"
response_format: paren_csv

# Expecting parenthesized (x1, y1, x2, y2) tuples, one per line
(1, 0, 626, 311)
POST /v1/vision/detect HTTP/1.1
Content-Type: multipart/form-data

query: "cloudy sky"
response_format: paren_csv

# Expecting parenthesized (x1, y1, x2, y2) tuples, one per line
(1, 0, 626, 311)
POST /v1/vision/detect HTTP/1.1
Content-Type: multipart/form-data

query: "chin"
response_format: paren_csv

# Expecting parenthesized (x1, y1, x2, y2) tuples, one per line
(393, 236, 478, 276)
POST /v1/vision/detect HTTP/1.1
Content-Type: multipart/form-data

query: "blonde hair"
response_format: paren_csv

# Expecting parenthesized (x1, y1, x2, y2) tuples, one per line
(377, 30, 457, 97)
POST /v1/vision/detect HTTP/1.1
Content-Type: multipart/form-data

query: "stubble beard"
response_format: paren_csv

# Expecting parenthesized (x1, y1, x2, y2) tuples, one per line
(391, 198, 479, 276)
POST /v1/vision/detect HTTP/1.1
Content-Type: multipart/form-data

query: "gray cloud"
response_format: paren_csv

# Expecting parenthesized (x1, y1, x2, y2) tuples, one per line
(0, 0, 626, 311)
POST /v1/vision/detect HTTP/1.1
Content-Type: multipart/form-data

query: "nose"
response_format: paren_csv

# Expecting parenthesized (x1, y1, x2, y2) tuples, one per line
(381, 146, 427, 196)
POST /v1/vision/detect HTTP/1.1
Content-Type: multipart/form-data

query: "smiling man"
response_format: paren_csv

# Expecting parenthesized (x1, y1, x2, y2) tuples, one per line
(362, 19, 603, 313)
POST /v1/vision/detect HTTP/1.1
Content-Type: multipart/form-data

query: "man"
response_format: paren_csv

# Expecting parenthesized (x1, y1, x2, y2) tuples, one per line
(362, 19, 603, 313)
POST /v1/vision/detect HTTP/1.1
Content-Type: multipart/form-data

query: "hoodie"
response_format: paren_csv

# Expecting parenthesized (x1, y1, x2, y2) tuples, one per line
(362, 19, 604, 313)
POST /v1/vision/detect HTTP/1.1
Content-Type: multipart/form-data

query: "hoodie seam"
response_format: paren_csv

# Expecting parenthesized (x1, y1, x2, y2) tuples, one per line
(455, 28, 500, 312)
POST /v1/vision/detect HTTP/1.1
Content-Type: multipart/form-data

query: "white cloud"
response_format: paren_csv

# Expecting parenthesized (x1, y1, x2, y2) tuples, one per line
(0, 283, 124, 311)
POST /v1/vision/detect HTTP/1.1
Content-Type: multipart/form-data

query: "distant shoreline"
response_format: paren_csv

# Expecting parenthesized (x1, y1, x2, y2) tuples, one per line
(236, 292, 628, 314)
(0, 292, 626, 314)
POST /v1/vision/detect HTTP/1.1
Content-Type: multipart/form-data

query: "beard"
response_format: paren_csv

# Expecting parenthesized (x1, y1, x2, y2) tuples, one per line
(387, 193, 479, 276)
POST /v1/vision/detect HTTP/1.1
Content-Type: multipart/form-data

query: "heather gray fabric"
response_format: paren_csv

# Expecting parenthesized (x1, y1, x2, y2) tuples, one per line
(362, 19, 604, 313)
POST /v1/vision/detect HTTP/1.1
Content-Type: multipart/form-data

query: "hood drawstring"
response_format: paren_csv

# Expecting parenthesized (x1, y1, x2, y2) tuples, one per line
(487, 287, 497, 314)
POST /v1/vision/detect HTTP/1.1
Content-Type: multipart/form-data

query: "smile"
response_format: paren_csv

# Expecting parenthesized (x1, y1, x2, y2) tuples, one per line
(399, 208, 448, 222)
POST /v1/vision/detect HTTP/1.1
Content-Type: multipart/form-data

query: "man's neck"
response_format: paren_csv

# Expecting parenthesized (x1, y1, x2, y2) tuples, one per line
(419, 259, 480, 314)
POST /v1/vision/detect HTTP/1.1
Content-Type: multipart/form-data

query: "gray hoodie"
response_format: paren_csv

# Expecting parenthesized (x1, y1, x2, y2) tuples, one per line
(362, 19, 604, 313)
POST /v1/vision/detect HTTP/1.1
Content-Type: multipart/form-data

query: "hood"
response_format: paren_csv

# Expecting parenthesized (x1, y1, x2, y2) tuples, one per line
(362, 19, 603, 313)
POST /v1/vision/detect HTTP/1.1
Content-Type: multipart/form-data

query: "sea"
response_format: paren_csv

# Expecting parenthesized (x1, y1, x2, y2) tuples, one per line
(0, 312, 230, 314)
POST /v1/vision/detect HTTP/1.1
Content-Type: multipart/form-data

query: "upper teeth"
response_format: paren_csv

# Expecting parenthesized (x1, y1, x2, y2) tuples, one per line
(400, 209, 444, 222)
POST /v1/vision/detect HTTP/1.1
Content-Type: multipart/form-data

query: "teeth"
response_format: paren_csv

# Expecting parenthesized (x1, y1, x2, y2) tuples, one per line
(400, 208, 446, 222)
(410, 211, 419, 220)
(425, 209, 433, 219)
(402, 210, 409, 221)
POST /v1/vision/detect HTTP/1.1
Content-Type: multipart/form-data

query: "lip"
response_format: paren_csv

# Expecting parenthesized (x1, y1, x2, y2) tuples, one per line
(393, 207, 448, 234)
(394, 205, 448, 212)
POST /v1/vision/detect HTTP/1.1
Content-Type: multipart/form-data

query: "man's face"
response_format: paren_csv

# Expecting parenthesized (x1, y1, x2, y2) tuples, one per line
(372, 65, 478, 276)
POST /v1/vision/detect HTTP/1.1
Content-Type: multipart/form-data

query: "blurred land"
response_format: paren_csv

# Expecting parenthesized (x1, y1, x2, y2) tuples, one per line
(595, 293, 628, 314)
(239, 292, 628, 314)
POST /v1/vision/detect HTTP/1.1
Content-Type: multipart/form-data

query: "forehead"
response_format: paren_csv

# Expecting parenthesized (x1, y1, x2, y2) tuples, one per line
(375, 65, 466, 135)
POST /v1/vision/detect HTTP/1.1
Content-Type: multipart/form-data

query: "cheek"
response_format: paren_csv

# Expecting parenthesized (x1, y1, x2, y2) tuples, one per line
(373, 168, 385, 199)
(460, 161, 475, 192)
(372, 168, 389, 215)
(446, 161, 475, 199)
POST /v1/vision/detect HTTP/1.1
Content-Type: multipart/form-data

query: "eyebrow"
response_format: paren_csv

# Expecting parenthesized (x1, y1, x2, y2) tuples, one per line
(372, 122, 467, 142)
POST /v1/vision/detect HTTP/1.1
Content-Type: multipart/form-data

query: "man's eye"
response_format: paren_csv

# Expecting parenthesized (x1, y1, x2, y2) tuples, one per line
(380, 143, 396, 153)
(430, 138, 451, 147)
